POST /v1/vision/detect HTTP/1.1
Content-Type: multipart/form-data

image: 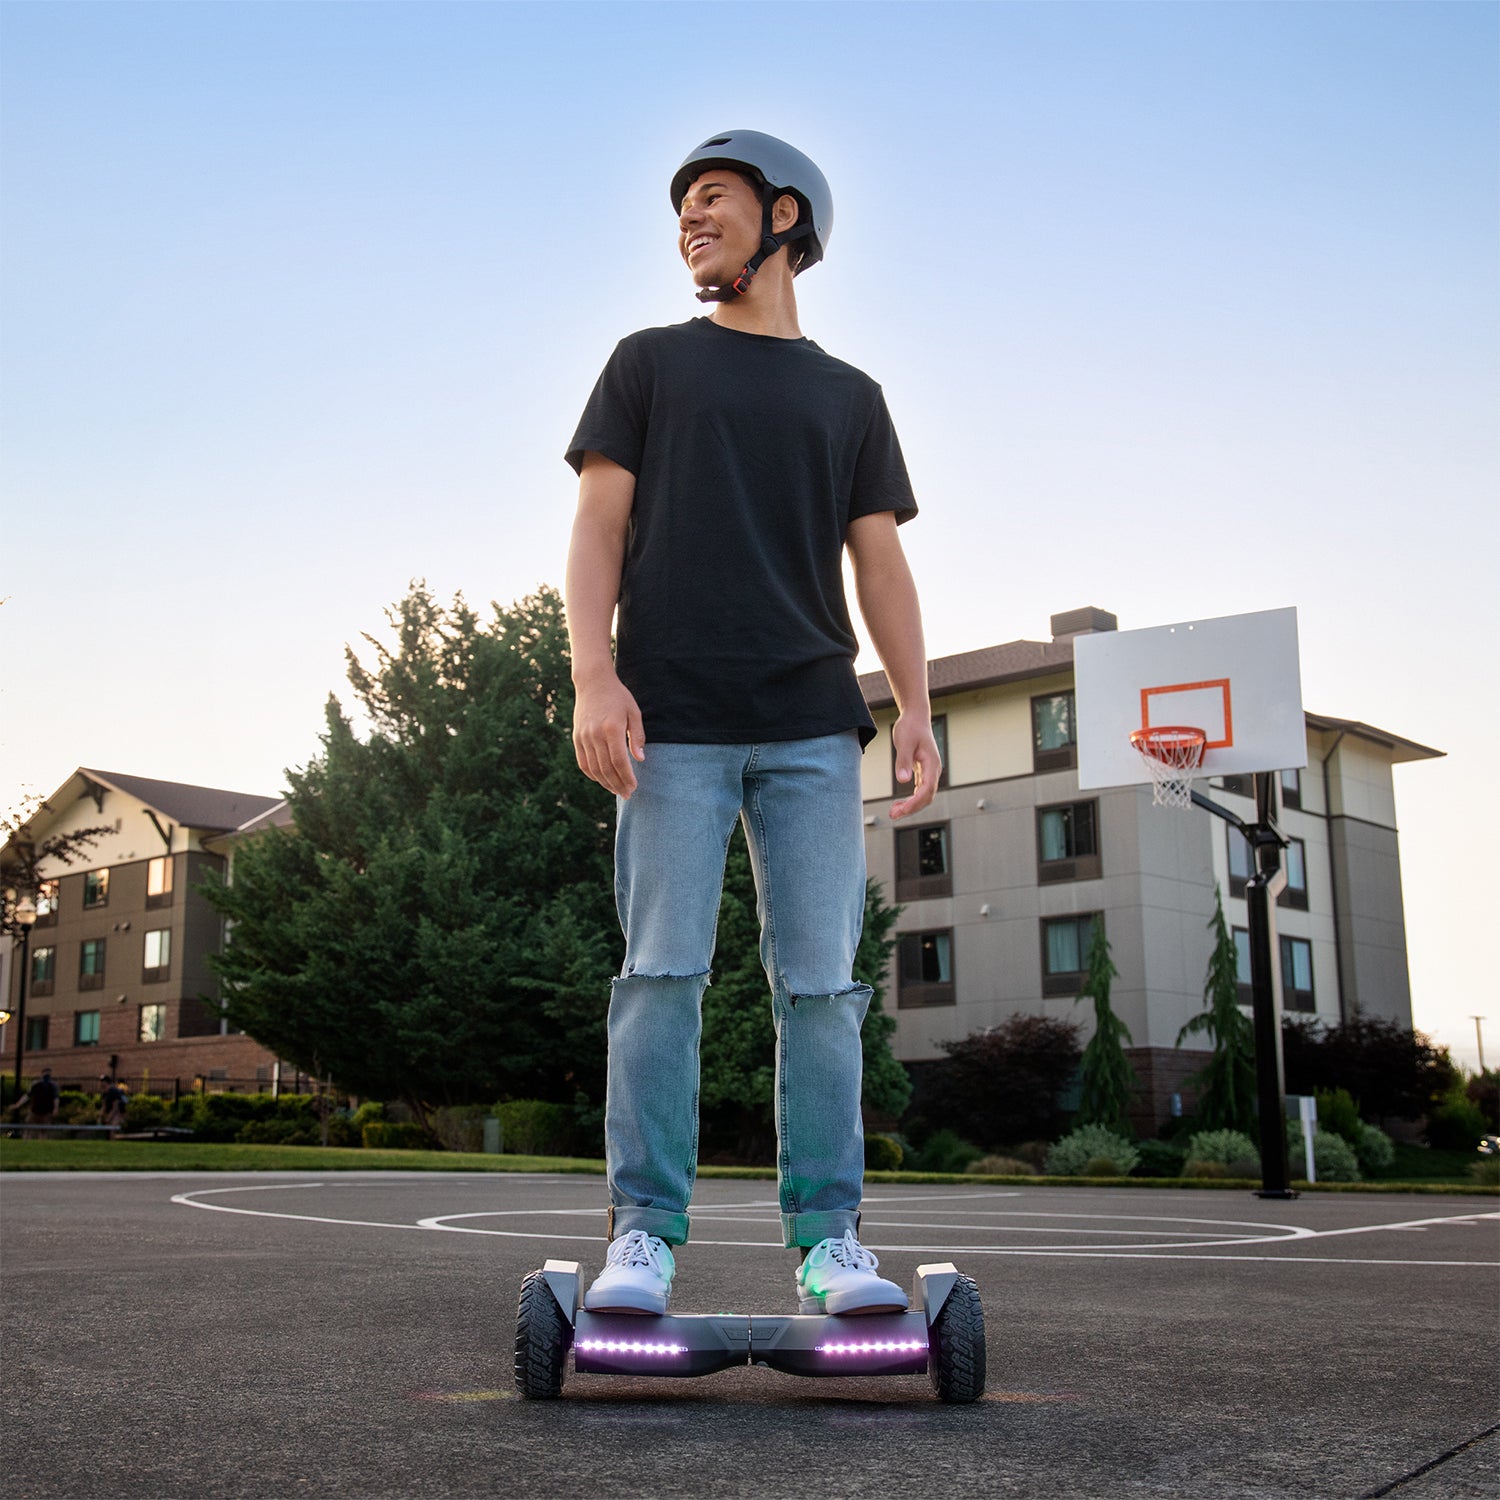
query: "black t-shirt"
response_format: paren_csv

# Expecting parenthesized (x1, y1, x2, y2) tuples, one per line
(566, 318, 917, 746)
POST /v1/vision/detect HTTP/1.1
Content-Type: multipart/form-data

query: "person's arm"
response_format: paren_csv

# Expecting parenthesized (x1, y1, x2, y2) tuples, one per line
(845, 510, 939, 820)
(565, 451, 646, 798)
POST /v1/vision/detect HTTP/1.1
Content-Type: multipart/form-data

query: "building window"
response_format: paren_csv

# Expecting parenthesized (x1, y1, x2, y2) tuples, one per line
(1227, 827, 1252, 898)
(1280, 767, 1302, 810)
(891, 714, 949, 795)
(895, 822, 952, 901)
(1278, 837, 1309, 910)
(139, 1003, 167, 1043)
(79, 938, 107, 991)
(1280, 936, 1315, 1012)
(146, 856, 175, 909)
(1232, 926, 1253, 1004)
(143, 929, 171, 983)
(25, 1016, 48, 1051)
(1041, 913, 1099, 997)
(30, 946, 56, 997)
(898, 929, 955, 1009)
(35, 880, 60, 928)
(75, 1010, 101, 1046)
(84, 868, 110, 908)
(1032, 691, 1077, 773)
(1037, 800, 1101, 883)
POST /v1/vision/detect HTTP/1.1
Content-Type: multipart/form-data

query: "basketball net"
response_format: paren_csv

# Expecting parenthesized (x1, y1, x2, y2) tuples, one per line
(1130, 726, 1207, 810)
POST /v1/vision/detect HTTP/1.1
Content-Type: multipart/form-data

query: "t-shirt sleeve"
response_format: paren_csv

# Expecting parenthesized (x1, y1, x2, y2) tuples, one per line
(847, 387, 919, 526)
(565, 337, 648, 477)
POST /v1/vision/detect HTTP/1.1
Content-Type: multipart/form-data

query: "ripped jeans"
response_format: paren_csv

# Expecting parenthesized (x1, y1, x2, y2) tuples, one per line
(605, 732, 872, 1249)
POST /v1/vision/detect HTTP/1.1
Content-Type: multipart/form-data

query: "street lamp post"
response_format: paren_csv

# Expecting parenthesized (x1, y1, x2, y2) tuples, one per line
(1471, 1016, 1488, 1075)
(7, 892, 38, 1096)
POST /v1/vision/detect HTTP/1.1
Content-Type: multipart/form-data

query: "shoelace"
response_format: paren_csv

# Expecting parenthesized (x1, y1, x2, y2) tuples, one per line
(609, 1231, 664, 1270)
(823, 1231, 878, 1271)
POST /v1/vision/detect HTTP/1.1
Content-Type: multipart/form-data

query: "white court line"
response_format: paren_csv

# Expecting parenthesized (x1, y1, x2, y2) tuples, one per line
(170, 1187, 1499, 1267)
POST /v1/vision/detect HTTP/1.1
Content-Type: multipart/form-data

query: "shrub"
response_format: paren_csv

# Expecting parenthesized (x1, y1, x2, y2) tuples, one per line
(56, 1090, 96, 1124)
(1469, 1157, 1500, 1187)
(1315, 1128, 1362, 1182)
(495, 1099, 575, 1156)
(1132, 1140, 1187, 1179)
(1355, 1123, 1395, 1172)
(362, 1121, 430, 1150)
(911, 1129, 983, 1174)
(238, 1118, 319, 1146)
(965, 1154, 1037, 1176)
(926, 1015, 1083, 1148)
(1045, 1126, 1140, 1177)
(865, 1133, 904, 1171)
(431, 1105, 491, 1154)
(1467, 1071, 1499, 1130)
(1314, 1087, 1363, 1146)
(123, 1094, 168, 1130)
(1011, 1140, 1052, 1170)
(351, 1101, 386, 1131)
(1425, 1086, 1488, 1151)
(1185, 1129, 1259, 1166)
(1182, 1159, 1229, 1179)
(1082, 1156, 1126, 1176)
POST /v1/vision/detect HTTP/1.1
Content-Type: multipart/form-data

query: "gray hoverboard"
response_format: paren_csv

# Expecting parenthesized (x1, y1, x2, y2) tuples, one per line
(513, 1259, 986, 1403)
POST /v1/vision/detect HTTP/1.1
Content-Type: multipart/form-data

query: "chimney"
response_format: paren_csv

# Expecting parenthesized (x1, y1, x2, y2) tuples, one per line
(1051, 607, 1118, 642)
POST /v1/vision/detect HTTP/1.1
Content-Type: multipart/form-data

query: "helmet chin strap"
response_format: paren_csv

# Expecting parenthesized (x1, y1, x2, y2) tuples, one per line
(696, 185, 814, 304)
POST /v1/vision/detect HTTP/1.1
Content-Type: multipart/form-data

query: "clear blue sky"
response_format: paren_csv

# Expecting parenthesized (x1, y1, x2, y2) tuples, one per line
(2, 1, 1495, 1066)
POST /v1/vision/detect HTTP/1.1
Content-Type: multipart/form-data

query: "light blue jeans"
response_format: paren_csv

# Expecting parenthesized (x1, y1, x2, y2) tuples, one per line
(605, 732, 872, 1250)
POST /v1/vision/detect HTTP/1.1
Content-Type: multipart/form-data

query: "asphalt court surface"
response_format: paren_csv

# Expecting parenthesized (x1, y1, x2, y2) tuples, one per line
(3, 1172, 1497, 1499)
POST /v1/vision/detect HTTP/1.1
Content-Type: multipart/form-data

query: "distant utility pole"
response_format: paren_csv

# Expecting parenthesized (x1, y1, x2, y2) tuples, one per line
(1470, 1016, 1488, 1074)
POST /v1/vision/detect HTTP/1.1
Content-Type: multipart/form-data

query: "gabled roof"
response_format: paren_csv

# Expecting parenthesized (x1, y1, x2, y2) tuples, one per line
(1303, 715, 1444, 764)
(68, 769, 283, 833)
(858, 638, 1074, 711)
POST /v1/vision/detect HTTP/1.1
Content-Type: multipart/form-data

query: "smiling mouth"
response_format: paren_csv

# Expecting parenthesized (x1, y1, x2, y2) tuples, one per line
(686, 235, 717, 259)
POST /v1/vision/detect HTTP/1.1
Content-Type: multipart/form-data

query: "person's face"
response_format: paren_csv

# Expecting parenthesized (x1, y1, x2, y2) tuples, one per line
(678, 170, 764, 289)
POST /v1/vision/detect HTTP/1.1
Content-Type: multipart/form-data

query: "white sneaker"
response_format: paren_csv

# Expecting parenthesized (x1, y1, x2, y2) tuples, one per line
(583, 1231, 675, 1315)
(796, 1230, 909, 1315)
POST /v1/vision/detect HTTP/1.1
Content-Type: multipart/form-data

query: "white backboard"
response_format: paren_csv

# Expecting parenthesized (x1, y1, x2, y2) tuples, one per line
(1073, 607, 1306, 790)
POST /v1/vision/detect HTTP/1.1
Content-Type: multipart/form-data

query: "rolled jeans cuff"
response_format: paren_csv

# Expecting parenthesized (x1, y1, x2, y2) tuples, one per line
(609, 1204, 691, 1247)
(783, 1208, 860, 1250)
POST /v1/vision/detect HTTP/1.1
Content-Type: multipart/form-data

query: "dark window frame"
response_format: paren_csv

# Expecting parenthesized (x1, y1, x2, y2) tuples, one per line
(30, 945, 56, 998)
(79, 937, 107, 991)
(1036, 799, 1101, 884)
(1232, 925, 1253, 1005)
(895, 821, 953, 901)
(1040, 912, 1101, 998)
(142, 928, 172, 985)
(1280, 767, 1302, 810)
(74, 1010, 101, 1047)
(34, 880, 60, 928)
(83, 869, 110, 910)
(1277, 836, 1309, 911)
(138, 1003, 167, 1044)
(25, 1016, 49, 1051)
(1280, 934, 1315, 1012)
(897, 928, 956, 1009)
(1032, 691, 1078, 773)
(146, 855, 175, 910)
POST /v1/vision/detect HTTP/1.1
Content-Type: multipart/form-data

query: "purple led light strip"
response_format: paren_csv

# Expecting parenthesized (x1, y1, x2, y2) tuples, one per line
(576, 1339, 687, 1356)
(816, 1339, 929, 1355)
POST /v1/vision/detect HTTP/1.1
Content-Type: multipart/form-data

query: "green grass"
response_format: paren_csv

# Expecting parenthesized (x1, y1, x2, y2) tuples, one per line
(3, 1138, 1495, 1194)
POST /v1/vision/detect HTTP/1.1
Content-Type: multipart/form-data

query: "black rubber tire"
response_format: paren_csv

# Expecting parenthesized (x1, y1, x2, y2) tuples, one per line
(929, 1274, 986, 1404)
(513, 1270, 571, 1400)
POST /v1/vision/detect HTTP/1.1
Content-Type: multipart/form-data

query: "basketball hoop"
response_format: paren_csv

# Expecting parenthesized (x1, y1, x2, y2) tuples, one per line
(1130, 726, 1207, 809)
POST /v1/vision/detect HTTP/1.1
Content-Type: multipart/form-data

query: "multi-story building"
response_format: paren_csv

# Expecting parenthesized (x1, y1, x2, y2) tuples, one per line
(1, 769, 287, 1090)
(858, 609, 1442, 1129)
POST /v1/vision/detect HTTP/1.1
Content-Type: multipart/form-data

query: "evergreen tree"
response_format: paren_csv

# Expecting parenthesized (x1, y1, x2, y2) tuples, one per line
(207, 584, 619, 1119)
(1074, 920, 1138, 1134)
(1177, 885, 1257, 1134)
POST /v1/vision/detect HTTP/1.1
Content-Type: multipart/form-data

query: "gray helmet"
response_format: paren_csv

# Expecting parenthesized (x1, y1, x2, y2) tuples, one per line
(670, 129, 833, 275)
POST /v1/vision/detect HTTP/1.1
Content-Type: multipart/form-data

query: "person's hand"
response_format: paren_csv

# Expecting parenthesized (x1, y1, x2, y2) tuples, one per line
(890, 713, 941, 820)
(572, 668, 646, 798)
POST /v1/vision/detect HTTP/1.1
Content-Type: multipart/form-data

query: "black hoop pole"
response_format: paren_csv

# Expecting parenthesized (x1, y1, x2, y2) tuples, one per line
(1188, 777, 1298, 1199)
